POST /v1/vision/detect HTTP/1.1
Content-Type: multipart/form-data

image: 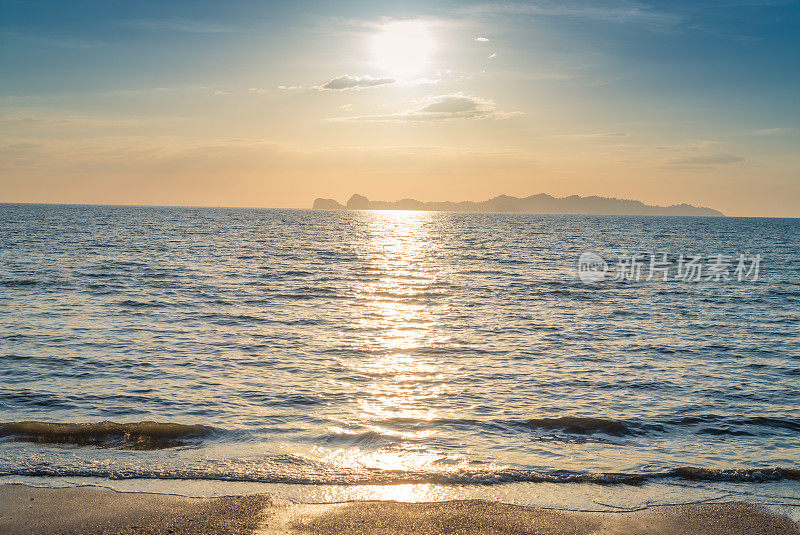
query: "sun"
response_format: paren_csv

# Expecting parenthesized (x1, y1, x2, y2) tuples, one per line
(371, 21, 434, 78)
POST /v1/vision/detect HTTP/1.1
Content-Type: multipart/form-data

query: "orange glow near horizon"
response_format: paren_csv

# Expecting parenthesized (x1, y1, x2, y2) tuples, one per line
(2, 6, 798, 217)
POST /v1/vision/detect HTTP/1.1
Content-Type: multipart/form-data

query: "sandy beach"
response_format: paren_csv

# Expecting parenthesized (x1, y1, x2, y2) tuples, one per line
(1, 484, 798, 535)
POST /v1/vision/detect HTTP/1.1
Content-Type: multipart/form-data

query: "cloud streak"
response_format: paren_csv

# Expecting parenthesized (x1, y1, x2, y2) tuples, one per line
(755, 127, 792, 135)
(318, 75, 395, 91)
(668, 153, 745, 165)
(463, 1, 681, 27)
(121, 18, 235, 33)
(335, 93, 521, 122)
(0, 29, 98, 49)
(568, 131, 630, 138)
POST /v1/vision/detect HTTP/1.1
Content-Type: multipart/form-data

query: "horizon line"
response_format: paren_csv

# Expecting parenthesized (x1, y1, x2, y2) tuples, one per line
(2, 201, 798, 218)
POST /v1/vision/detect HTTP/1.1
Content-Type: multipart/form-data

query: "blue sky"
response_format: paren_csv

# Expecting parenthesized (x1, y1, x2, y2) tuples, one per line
(1, 0, 798, 215)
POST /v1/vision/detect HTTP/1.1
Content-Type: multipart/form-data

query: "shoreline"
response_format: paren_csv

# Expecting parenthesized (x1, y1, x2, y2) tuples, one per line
(2, 484, 798, 534)
(5, 474, 800, 513)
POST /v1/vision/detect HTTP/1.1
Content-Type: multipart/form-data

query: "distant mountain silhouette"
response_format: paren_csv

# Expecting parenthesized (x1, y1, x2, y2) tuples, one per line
(313, 193, 724, 216)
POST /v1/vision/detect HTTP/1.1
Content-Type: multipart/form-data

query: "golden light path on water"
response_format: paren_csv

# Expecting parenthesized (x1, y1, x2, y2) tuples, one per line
(312, 211, 471, 501)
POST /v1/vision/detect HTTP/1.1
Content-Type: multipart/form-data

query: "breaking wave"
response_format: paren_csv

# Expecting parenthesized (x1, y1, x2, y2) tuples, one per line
(509, 414, 800, 438)
(0, 421, 213, 450)
(0, 462, 798, 486)
(517, 417, 644, 436)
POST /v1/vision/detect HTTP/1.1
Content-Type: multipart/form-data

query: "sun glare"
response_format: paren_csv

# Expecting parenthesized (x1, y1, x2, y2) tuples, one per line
(372, 21, 434, 77)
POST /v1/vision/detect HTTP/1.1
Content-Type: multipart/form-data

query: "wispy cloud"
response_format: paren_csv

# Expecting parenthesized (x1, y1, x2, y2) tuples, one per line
(668, 153, 745, 165)
(566, 131, 630, 138)
(487, 53, 498, 59)
(475, 36, 490, 42)
(0, 29, 97, 49)
(397, 77, 441, 87)
(0, 114, 142, 129)
(334, 93, 521, 122)
(649, 141, 716, 152)
(247, 84, 303, 93)
(463, 1, 681, 27)
(121, 18, 234, 33)
(318, 75, 396, 91)
(755, 127, 793, 135)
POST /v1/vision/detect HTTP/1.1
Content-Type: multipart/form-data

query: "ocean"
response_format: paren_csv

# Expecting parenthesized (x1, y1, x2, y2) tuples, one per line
(1, 204, 799, 512)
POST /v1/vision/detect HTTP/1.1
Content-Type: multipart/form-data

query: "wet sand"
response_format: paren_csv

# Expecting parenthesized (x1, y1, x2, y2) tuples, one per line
(1, 484, 798, 534)
(0, 485, 269, 535)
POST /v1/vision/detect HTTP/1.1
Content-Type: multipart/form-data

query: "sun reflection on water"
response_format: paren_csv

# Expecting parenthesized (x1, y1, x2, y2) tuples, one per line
(319, 211, 461, 490)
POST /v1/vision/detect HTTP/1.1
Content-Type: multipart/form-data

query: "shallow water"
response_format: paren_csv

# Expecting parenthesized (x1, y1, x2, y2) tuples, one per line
(1, 205, 799, 507)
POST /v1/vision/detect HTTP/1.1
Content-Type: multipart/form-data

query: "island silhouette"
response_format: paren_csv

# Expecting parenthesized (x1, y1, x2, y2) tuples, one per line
(313, 193, 724, 216)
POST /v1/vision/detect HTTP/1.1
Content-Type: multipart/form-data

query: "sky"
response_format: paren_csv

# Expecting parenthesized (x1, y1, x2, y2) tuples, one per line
(1, 0, 798, 216)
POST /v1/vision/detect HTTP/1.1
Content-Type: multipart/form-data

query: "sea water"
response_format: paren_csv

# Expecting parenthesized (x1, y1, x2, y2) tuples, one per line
(1, 204, 798, 512)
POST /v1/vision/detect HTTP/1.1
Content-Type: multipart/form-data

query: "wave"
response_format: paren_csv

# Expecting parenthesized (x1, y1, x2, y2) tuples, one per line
(665, 415, 800, 432)
(117, 299, 168, 308)
(511, 414, 800, 438)
(0, 421, 213, 450)
(517, 417, 646, 436)
(325, 414, 800, 441)
(368, 290, 448, 300)
(0, 463, 798, 486)
(4, 414, 797, 449)
(1, 278, 38, 286)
